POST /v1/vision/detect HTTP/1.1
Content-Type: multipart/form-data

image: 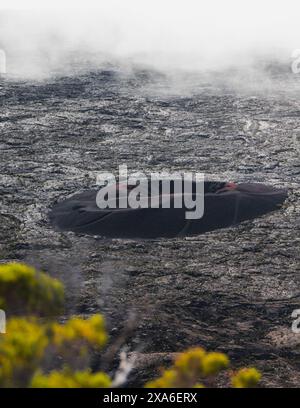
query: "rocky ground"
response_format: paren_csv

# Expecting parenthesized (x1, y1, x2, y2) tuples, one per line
(0, 63, 299, 387)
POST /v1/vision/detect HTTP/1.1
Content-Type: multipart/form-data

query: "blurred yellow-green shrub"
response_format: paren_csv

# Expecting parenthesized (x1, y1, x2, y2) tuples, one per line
(31, 369, 111, 388)
(0, 262, 64, 316)
(0, 318, 48, 387)
(145, 347, 261, 388)
(0, 262, 110, 388)
(51, 315, 107, 350)
(0, 315, 109, 388)
(0, 262, 262, 388)
(231, 367, 261, 388)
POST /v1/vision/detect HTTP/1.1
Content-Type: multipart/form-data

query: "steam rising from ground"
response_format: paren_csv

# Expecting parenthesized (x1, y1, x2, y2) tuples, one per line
(0, 0, 299, 79)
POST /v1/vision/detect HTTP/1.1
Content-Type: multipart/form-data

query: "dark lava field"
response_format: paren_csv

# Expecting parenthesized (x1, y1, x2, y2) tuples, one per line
(0, 63, 299, 386)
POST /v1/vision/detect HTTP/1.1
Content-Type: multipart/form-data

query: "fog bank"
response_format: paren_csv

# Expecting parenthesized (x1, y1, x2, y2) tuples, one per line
(0, 0, 299, 78)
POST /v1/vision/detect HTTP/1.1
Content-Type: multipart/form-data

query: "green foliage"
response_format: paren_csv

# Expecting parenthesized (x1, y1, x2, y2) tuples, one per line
(0, 318, 48, 387)
(0, 262, 262, 388)
(145, 347, 261, 388)
(0, 263, 109, 388)
(51, 315, 107, 349)
(31, 369, 111, 388)
(0, 262, 64, 316)
(145, 347, 229, 388)
(0, 316, 109, 388)
(231, 367, 262, 388)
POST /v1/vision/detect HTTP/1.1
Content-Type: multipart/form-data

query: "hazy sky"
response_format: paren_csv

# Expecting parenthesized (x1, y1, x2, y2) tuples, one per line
(0, 0, 299, 77)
